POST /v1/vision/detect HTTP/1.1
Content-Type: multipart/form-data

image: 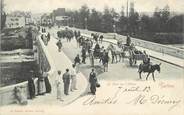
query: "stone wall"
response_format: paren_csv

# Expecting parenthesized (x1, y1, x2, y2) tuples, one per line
(0, 34, 55, 106)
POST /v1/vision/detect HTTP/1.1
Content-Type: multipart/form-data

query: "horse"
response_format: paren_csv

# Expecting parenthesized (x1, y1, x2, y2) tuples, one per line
(107, 44, 125, 63)
(138, 63, 161, 81)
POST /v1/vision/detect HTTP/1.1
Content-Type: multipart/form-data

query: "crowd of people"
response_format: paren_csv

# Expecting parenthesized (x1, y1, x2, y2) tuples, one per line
(56, 64, 79, 101)
(17, 69, 52, 105)
(36, 26, 152, 103)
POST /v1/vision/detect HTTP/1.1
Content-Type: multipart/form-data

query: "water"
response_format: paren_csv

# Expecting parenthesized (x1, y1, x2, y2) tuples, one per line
(0, 61, 39, 87)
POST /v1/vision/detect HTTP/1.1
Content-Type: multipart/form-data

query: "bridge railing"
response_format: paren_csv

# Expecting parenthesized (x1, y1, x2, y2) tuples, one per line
(0, 33, 55, 106)
(128, 37, 184, 59)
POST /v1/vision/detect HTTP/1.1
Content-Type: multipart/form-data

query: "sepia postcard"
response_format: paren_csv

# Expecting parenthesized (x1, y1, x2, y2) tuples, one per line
(0, 0, 184, 115)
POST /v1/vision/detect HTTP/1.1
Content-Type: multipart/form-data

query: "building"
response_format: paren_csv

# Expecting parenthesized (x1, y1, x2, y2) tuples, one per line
(5, 11, 34, 29)
(52, 8, 70, 26)
(24, 12, 33, 25)
(41, 14, 53, 26)
(32, 13, 43, 25)
(5, 15, 25, 29)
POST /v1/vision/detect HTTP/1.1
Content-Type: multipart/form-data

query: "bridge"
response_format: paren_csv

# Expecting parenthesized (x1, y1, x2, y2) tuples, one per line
(0, 26, 183, 113)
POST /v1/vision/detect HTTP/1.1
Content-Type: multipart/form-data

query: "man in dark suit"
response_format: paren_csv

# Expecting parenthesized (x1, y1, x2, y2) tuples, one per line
(62, 69, 71, 95)
(81, 47, 86, 64)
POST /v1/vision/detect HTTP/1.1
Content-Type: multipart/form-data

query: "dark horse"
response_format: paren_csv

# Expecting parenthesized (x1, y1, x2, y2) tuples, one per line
(138, 63, 161, 81)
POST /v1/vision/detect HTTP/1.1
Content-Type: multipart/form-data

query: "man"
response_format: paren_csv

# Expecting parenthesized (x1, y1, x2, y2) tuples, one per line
(77, 31, 81, 38)
(43, 34, 48, 45)
(81, 47, 87, 64)
(74, 54, 81, 73)
(143, 57, 151, 70)
(89, 69, 97, 95)
(62, 69, 71, 95)
(126, 35, 131, 46)
(78, 36, 83, 47)
(41, 34, 44, 41)
(28, 76, 35, 99)
(86, 39, 92, 54)
(94, 43, 100, 50)
(47, 32, 50, 42)
(70, 64, 77, 91)
(111, 50, 115, 64)
(99, 35, 103, 43)
(56, 40, 62, 52)
(74, 30, 77, 40)
(94, 33, 99, 42)
(99, 48, 105, 63)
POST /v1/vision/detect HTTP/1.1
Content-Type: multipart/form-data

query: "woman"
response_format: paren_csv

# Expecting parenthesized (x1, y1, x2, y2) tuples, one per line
(38, 70, 46, 95)
(74, 54, 81, 73)
(56, 70, 63, 101)
(28, 77, 35, 99)
(43, 72, 51, 93)
(89, 69, 97, 95)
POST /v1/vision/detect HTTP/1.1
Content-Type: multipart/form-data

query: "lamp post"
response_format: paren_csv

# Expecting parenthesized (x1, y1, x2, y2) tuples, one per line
(73, 18, 75, 27)
(66, 17, 69, 27)
(127, 0, 129, 35)
(113, 17, 117, 39)
(113, 24, 116, 39)
(85, 17, 87, 30)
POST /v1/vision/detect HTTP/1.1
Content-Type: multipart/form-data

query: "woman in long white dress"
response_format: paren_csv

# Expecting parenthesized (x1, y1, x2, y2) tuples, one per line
(38, 70, 46, 95)
(56, 70, 63, 101)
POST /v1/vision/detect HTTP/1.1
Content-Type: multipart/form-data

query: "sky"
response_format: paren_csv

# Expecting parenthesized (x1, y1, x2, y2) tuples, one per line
(4, 0, 184, 14)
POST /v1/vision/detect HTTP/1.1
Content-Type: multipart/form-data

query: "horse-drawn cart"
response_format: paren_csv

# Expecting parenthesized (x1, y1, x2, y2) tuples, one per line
(89, 48, 103, 67)
(129, 50, 148, 66)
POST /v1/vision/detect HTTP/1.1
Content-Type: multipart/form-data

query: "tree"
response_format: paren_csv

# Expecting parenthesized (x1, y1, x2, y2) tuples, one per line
(152, 5, 171, 33)
(161, 5, 170, 32)
(128, 11, 139, 35)
(152, 7, 162, 32)
(140, 15, 150, 33)
(118, 6, 128, 34)
(101, 6, 114, 32)
(0, 0, 6, 29)
(73, 11, 80, 28)
(166, 15, 183, 32)
(79, 4, 90, 29)
(88, 8, 102, 31)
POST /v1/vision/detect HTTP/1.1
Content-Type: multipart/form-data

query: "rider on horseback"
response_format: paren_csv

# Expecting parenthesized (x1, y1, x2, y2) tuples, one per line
(143, 57, 152, 70)
(94, 43, 100, 51)
(100, 46, 105, 52)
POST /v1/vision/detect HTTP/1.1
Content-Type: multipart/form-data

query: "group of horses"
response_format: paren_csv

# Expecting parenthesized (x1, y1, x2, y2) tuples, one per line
(78, 35, 161, 81)
(110, 43, 161, 81)
(57, 28, 74, 42)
